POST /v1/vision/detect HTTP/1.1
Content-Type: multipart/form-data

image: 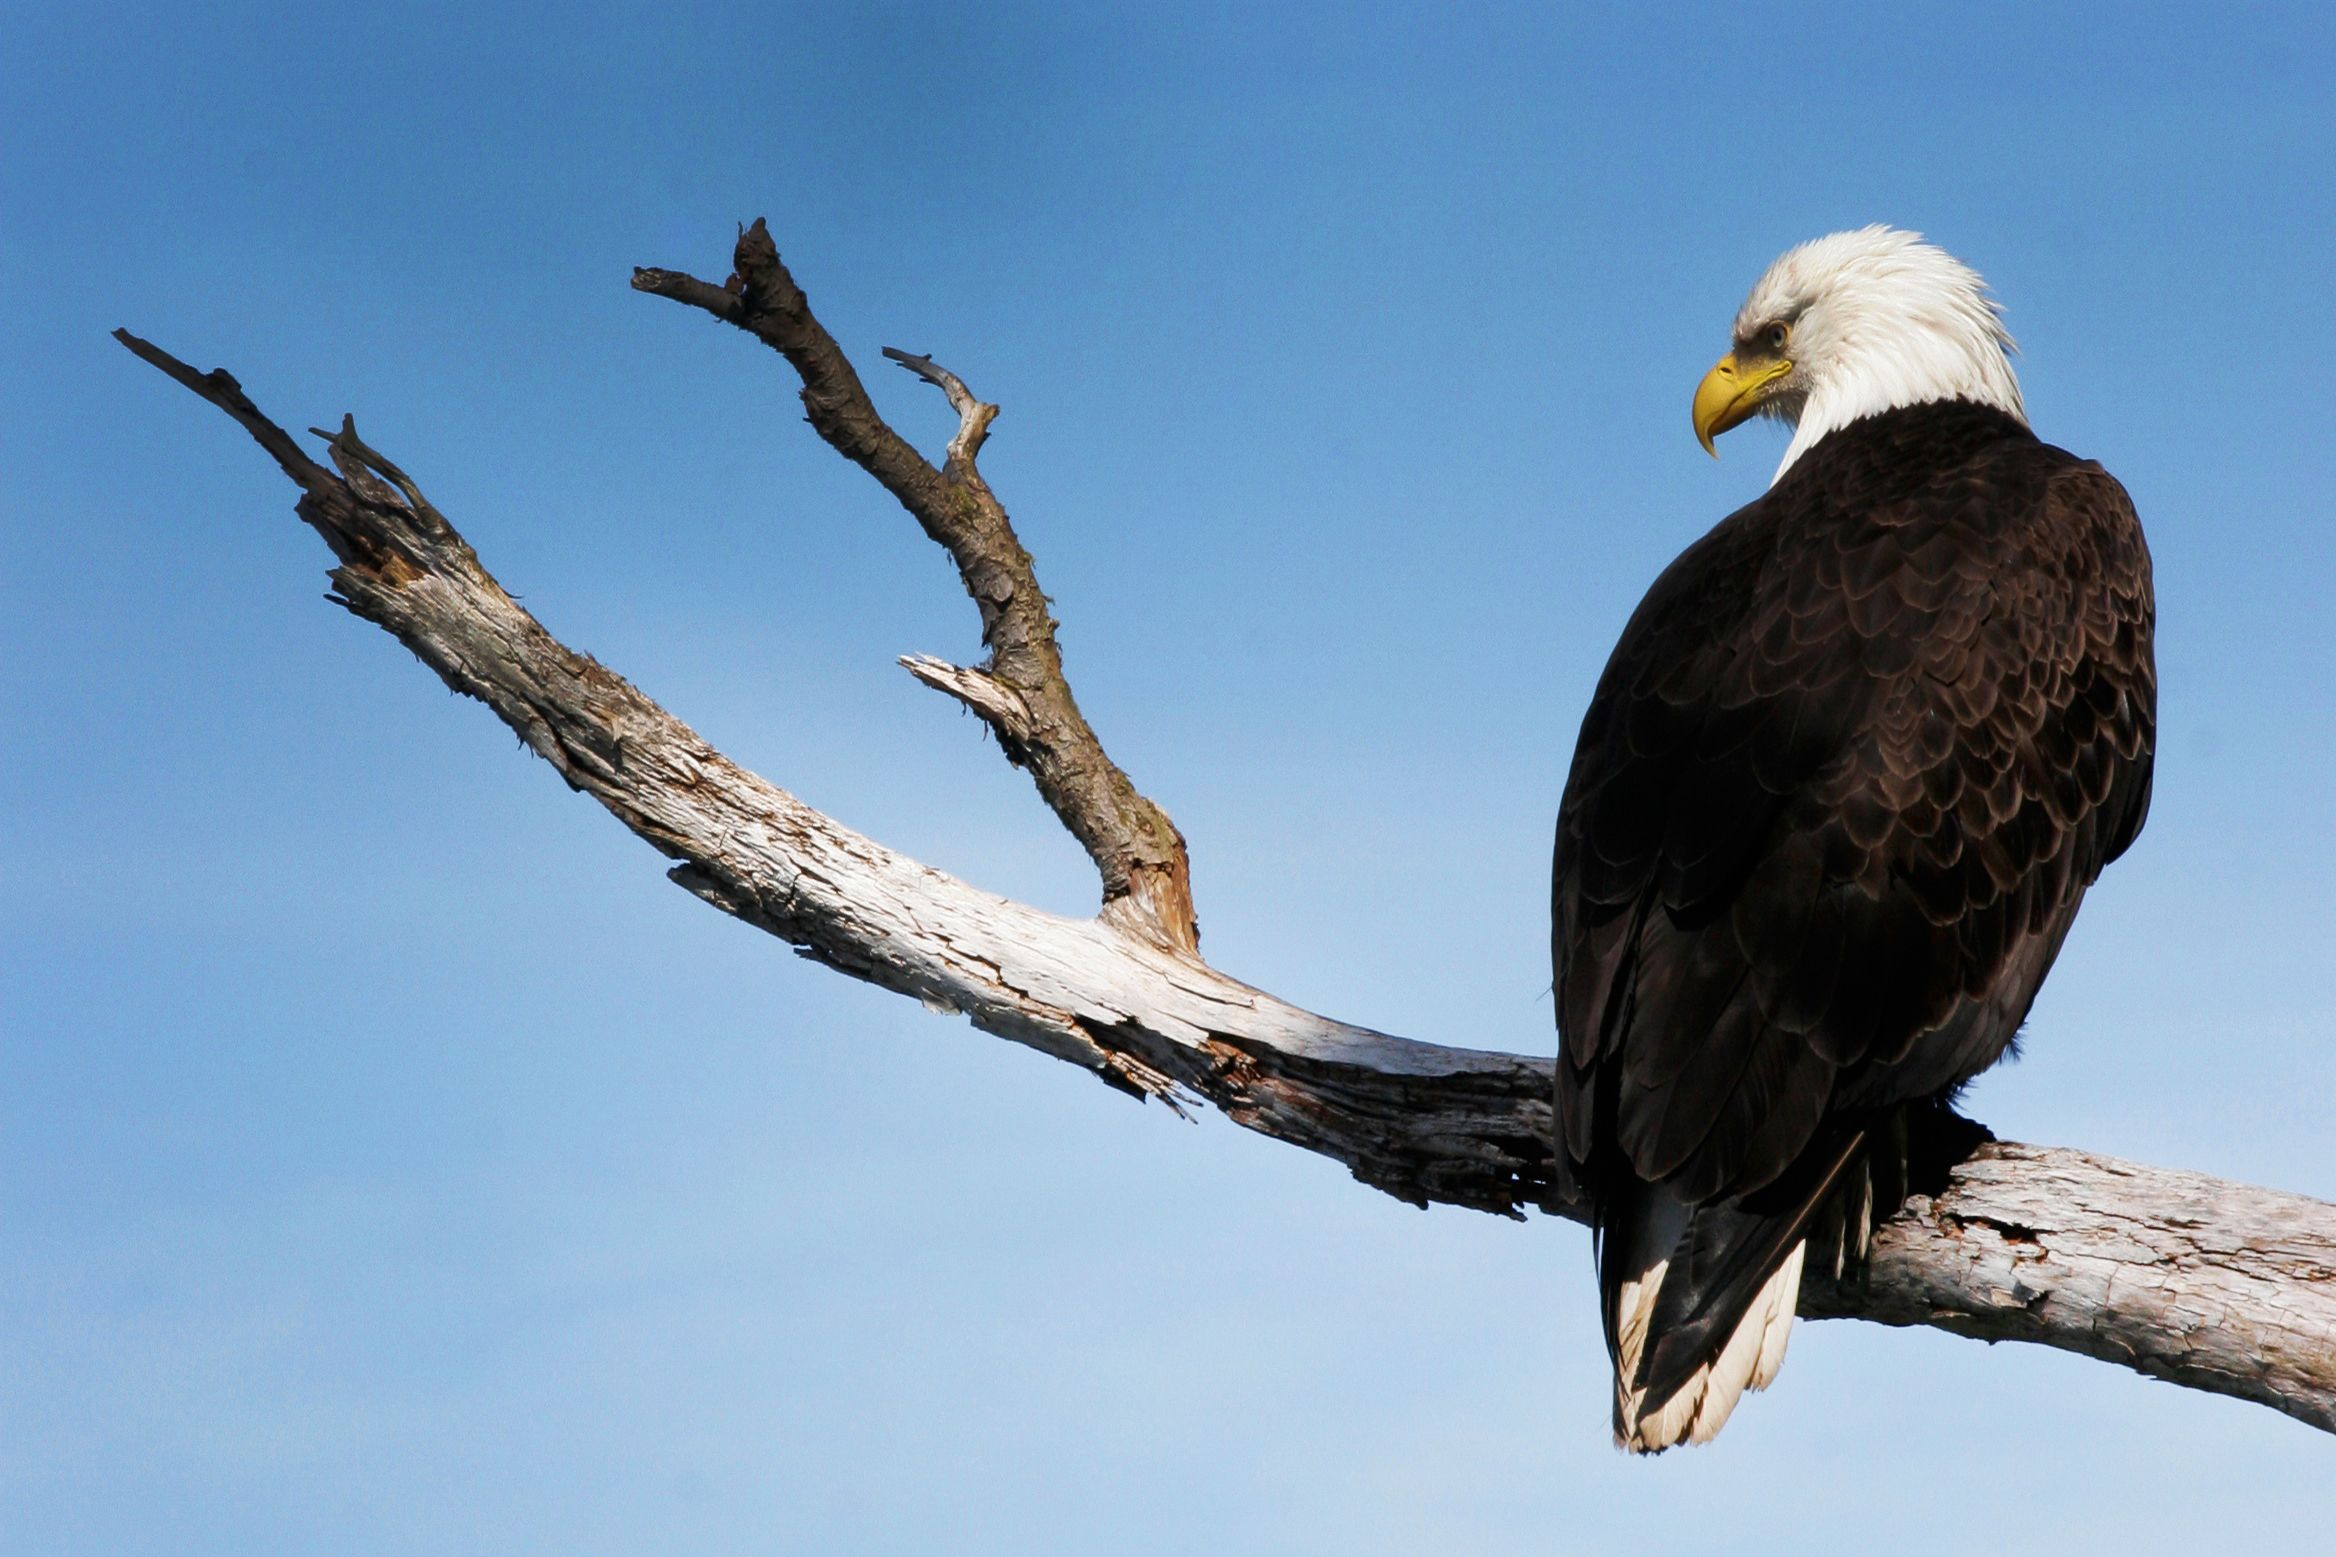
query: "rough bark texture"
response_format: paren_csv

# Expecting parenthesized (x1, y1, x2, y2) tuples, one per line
(1802, 1145, 2336, 1431)
(115, 226, 2336, 1440)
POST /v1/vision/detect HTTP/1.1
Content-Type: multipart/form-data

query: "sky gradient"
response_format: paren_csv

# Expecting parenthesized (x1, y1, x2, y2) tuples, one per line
(7, 3, 2335, 1551)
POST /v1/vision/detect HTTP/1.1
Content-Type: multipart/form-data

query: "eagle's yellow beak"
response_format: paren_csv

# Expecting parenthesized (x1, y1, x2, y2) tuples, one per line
(1692, 353, 1792, 456)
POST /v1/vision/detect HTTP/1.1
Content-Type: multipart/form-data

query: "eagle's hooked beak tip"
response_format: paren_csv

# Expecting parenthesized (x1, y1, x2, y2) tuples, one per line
(1692, 352, 1789, 457)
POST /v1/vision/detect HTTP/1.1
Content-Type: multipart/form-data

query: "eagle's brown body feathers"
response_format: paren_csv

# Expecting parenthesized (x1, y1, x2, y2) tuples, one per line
(1552, 400, 2155, 1444)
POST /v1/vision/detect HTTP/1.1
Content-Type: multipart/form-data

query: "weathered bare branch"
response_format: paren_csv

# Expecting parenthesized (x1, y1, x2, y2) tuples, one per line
(117, 248, 2336, 1440)
(114, 330, 332, 492)
(632, 220, 1196, 952)
(898, 653, 1037, 744)
(880, 347, 997, 473)
(1801, 1145, 2336, 1432)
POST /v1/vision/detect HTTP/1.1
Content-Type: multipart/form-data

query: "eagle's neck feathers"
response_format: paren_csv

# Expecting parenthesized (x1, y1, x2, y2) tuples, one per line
(1744, 227, 2028, 485)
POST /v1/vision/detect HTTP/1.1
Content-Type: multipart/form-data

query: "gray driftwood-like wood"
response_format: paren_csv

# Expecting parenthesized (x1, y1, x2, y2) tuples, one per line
(115, 221, 2336, 1438)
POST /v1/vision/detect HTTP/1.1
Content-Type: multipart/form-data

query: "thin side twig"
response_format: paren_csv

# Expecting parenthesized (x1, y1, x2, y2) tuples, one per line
(880, 347, 998, 475)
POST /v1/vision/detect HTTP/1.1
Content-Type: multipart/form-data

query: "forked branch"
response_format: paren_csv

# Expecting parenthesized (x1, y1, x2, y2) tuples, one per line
(116, 223, 2336, 1438)
(632, 221, 1195, 952)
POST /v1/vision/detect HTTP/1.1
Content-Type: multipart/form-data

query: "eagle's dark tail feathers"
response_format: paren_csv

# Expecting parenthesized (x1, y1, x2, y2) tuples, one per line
(1598, 1117, 1913, 1452)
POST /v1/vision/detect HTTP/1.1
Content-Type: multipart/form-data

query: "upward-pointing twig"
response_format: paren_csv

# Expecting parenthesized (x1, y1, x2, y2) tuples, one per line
(633, 219, 1198, 953)
(881, 347, 998, 475)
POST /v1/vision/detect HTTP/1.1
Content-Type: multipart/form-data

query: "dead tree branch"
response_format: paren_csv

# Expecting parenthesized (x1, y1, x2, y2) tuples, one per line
(632, 221, 1195, 953)
(115, 226, 2336, 1437)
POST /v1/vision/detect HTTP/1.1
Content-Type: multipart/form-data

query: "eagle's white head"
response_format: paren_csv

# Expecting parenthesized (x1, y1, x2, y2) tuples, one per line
(1692, 226, 2026, 485)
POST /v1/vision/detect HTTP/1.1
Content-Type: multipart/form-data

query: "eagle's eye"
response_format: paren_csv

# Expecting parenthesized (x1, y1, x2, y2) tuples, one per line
(1765, 323, 1789, 352)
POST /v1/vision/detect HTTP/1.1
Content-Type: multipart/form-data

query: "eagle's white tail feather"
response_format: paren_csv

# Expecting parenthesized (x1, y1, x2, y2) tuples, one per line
(1748, 1240, 1802, 1391)
(1613, 1238, 1806, 1453)
(1608, 1193, 1688, 1402)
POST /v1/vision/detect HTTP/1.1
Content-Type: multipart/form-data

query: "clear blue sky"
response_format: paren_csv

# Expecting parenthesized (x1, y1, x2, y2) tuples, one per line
(7, 3, 2334, 1551)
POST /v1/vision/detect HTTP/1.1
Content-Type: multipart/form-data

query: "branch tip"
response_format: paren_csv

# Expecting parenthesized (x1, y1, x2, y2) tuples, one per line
(899, 653, 1037, 749)
(114, 327, 333, 492)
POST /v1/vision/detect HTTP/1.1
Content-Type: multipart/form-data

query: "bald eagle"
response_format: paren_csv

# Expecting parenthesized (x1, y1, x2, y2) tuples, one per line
(1552, 227, 2156, 1451)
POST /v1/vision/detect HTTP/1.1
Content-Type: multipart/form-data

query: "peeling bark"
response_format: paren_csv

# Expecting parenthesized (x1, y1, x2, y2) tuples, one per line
(115, 225, 2336, 1438)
